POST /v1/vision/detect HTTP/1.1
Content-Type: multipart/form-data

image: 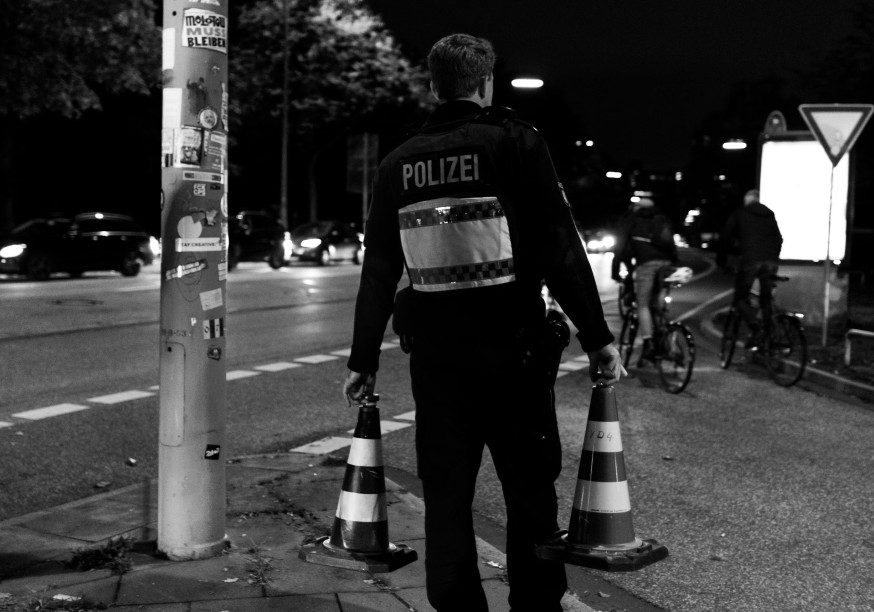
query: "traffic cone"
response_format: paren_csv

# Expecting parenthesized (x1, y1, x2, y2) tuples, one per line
(537, 385, 668, 571)
(299, 394, 417, 572)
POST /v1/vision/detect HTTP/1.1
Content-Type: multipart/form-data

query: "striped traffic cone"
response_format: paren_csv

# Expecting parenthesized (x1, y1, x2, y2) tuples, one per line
(538, 385, 667, 571)
(299, 394, 417, 572)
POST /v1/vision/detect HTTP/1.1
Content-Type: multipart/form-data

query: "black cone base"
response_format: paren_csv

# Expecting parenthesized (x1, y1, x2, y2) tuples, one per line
(536, 533, 668, 572)
(299, 536, 418, 573)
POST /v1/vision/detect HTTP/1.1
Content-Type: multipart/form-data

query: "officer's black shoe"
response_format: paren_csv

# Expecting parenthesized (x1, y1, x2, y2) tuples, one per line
(533, 530, 568, 562)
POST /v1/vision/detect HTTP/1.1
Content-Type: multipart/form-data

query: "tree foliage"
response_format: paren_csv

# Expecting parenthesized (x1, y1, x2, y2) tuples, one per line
(230, 0, 431, 150)
(0, 0, 161, 120)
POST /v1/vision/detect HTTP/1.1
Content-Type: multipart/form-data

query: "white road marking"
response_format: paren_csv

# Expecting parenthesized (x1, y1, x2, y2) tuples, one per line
(115, 283, 160, 293)
(395, 410, 416, 421)
(380, 342, 399, 350)
(295, 354, 339, 364)
(13, 403, 90, 420)
(330, 348, 352, 357)
(0, 421, 14, 429)
(559, 361, 588, 371)
(227, 370, 261, 381)
(290, 436, 353, 454)
(87, 390, 155, 404)
(254, 362, 302, 372)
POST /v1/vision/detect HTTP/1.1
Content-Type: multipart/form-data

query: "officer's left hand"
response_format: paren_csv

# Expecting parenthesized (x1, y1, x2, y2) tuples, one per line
(587, 344, 627, 385)
(343, 370, 376, 407)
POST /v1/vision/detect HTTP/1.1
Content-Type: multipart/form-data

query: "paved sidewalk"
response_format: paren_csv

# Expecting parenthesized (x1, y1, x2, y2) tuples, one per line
(0, 452, 595, 611)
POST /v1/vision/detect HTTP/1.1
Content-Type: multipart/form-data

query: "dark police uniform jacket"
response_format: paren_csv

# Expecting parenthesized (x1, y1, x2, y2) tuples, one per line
(347, 100, 613, 374)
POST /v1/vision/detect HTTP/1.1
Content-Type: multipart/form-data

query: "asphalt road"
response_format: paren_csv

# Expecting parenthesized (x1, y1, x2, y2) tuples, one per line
(1, 252, 873, 611)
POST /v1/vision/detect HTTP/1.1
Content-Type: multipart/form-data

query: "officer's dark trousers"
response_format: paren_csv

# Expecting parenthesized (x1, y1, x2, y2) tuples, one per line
(410, 334, 567, 612)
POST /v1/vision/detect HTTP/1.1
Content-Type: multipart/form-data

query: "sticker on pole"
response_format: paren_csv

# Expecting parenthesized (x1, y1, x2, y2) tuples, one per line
(182, 9, 227, 54)
(799, 104, 874, 166)
(203, 317, 225, 339)
(204, 444, 221, 460)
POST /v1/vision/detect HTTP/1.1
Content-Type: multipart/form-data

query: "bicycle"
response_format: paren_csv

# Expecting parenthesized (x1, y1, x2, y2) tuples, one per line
(719, 275, 807, 387)
(618, 266, 695, 393)
(617, 272, 635, 319)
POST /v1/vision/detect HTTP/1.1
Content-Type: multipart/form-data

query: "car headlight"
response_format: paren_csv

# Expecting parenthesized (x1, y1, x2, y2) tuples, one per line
(300, 238, 322, 249)
(0, 244, 26, 258)
(601, 235, 615, 249)
(149, 236, 162, 258)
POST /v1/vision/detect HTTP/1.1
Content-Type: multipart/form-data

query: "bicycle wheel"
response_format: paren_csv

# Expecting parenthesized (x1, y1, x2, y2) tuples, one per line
(656, 322, 695, 393)
(765, 314, 807, 387)
(719, 308, 739, 369)
(618, 310, 638, 369)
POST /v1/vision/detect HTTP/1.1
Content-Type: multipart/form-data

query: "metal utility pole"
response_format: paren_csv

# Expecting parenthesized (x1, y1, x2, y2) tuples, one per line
(158, 0, 230, 560)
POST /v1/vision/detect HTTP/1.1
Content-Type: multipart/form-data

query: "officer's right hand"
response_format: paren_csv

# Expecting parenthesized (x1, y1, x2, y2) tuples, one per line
(343, 370, 376, 407)
(587, 344, 626, 385)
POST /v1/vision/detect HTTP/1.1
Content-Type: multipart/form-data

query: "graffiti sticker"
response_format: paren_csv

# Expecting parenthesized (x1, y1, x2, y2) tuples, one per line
(182, 9, 227, 54)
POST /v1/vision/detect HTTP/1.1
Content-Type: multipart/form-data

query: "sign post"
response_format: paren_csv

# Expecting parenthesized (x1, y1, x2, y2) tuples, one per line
(347, 133, 379, 230)
(798, 103, 873, 346)
(159, 0, 230, 560)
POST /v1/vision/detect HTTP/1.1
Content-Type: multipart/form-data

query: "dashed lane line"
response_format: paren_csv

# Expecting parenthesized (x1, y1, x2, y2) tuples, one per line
(226, 370, 262, 381)
(254, 362, 302, 372)
(88, 390, 155, 404)
(2, 340, 602, 453)
(294, 354, 339, 364)
(12, 403, 90, 420)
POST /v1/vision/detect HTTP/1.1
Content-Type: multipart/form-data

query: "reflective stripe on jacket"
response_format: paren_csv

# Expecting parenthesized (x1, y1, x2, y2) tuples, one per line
(399, 197, 514, 292)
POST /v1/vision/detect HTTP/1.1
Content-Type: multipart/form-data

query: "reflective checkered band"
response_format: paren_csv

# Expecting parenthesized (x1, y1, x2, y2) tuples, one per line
(409, 259, 515, 289)
(399, 197, 516, 292)
(398, 198, 505, 229)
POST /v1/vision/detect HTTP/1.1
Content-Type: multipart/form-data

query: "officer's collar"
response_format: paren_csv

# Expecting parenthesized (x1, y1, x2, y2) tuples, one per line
(424, 100, 484, 126)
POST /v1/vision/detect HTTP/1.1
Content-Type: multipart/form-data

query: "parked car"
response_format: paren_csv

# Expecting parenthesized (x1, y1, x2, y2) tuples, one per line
(288, 220, 364, 265)
(227, 211, 288, 271)
(0, 212, 157, 280)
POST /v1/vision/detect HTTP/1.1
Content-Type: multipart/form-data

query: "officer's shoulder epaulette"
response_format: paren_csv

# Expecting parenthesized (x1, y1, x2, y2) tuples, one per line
(475, 106, 539, 132)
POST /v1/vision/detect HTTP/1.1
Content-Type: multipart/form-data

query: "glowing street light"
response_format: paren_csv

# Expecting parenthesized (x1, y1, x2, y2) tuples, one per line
(722, 139, 747, 151)
(606, 171, 622, 179)
(511, 78, 544, 89)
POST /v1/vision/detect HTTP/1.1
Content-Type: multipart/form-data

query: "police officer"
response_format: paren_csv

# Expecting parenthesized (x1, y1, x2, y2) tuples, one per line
(343, 33, 624, 612)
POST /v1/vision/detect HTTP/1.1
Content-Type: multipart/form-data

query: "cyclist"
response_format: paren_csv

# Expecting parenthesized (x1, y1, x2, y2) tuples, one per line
(612, 196, 677, 364)
(717, 188, 783, 347)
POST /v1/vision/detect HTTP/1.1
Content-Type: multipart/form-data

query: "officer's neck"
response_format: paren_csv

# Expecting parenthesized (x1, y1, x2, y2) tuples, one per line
(441, 92, 491, 108)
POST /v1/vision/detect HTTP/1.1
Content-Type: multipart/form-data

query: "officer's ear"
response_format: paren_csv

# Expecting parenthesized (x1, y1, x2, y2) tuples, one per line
(480, 74, 494, 106)
(429, 81, 441, 102)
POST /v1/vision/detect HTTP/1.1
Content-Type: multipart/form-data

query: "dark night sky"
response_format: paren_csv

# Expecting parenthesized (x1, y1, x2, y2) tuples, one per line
(367, 0, 861, 171)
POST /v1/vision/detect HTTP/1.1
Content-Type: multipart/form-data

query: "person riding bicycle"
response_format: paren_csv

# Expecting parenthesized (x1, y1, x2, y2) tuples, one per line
(612, 196, 677, 364)
(717, 188, 783, 347)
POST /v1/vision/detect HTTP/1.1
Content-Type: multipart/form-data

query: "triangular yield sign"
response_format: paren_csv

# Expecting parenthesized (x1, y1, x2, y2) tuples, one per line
(799, 103, 874, 166)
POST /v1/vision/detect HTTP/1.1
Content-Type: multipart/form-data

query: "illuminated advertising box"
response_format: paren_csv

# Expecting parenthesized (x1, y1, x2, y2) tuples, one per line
(758, 133, 850, 262)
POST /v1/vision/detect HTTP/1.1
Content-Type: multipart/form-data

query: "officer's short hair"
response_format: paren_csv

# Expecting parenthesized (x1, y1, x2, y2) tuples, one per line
(428, 33, 496, 100)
